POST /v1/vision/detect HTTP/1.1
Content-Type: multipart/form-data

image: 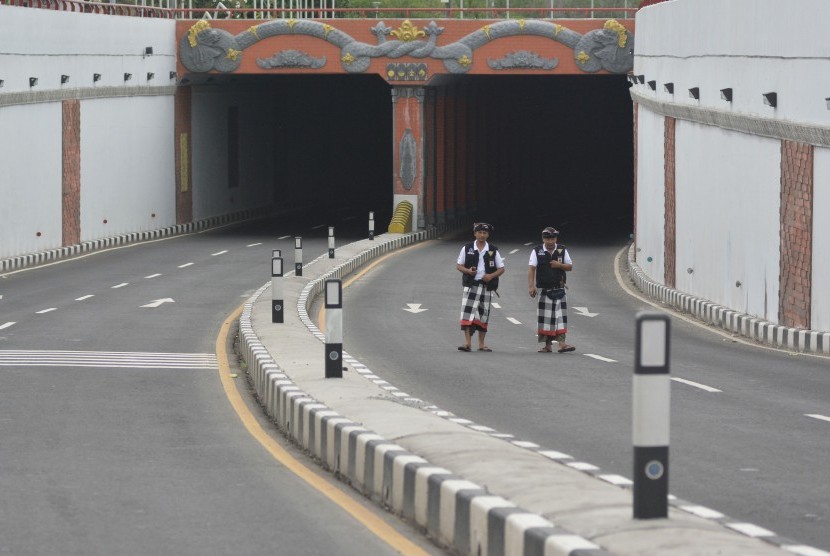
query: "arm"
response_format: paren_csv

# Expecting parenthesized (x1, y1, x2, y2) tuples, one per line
(457, 263, 476, 277)
(528, 265, 537, 298)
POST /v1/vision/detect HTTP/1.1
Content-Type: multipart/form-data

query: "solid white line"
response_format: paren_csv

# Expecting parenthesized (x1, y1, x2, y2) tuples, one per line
(211, 250, 228, 256)
(247, 242, 262, 247)
(506, 317, 522, 325)
(36, 308, 57, 314)
(0, 322, 15, 330)
(509, 248, 519, 254)
(178, 262, 194, 268)
(145, 273, 162, 279)
(585, 353, 617, 363)
(806, 413, 830, 423)
(112, 283, 128, 289)
(671, 377, 722, 392)
(75, 295, 95, 301)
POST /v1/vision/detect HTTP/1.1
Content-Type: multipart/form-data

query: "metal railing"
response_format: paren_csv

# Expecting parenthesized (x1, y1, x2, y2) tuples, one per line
(2, 0, 638, 19)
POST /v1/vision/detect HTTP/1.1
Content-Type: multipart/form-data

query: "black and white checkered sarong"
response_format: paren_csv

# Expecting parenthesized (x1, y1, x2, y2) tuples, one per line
(537, 287, 567, 339)
(459, 283, 491, 332)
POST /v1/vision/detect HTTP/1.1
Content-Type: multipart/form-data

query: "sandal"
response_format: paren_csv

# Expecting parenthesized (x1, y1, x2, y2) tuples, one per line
(478, 346, 492, 352)
(458, 345, 471, 352)
(558, 345, 576, 353)
(538, 346, 552, 353)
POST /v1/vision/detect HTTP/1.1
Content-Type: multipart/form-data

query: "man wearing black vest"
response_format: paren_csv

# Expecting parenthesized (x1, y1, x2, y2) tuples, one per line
(528, 227, 576, 353)
(455, 222, 505, 352)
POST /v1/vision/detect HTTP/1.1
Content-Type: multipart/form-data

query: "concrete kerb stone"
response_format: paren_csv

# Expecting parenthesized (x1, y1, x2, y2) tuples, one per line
(237, 232, 802, 556)
(627, 243, 830, 356)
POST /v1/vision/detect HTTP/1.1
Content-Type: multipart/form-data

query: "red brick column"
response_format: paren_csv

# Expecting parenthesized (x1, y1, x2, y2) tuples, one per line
(174, 86, 193, 225)
(779, 140, 813, 329)
(62, 100, 81, 247)
(391, 86, 426, 229)
(664, 117, 676, 288)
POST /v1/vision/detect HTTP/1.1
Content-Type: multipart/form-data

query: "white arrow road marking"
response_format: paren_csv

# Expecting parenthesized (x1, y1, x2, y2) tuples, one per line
(573, 306, 599, 317)
(506, 317, 522, 325)
(141, 298, 175, 308)
(145, 273, 162, 279)
(178, 262, 194, 268)
(211, 250, 228, 256)
(36, 308, 57, 314)
(403, 303, 428, 313)
(0, 322, 15, 330)
(672, 377, 722, 392)
(806, 414, 830, 423)
(585, 354, 617, 362)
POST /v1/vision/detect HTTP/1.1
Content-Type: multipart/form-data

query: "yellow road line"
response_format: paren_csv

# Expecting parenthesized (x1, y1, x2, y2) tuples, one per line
(216, 306, 429, 556)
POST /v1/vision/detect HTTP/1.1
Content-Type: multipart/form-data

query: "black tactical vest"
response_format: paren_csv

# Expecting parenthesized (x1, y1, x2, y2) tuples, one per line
(462, 242, 500, 291)
(533, 243, 567, 289)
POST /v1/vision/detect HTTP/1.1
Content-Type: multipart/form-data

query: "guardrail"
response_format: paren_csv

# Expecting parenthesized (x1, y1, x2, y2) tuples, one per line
(2, 0, 638, 19)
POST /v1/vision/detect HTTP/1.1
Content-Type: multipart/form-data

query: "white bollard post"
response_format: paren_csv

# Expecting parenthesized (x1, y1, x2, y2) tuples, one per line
(294, 237, 303, 277)
(272, 248, 281, 259)
(325, 279, 343, 378)
(328, 226, 335, 259)
(633, 311, 671, 519)
(271, 257, 284, 323)
(369, 211, 375, 240)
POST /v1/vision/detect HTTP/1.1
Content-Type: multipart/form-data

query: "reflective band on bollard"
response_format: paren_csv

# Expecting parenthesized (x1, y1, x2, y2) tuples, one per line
(369, 211, 375, 240)
(328, 226, 335, 259)
(294, 236, 303, 277)
(271, 257, 284, 324)
(324, 279, 343, 378)
(633, 311, 670, 519)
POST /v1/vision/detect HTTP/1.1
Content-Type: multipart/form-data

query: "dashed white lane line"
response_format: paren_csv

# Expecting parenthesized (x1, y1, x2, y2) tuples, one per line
(178, 262, 194, 268)
(523, 242, 533, 246)
(509, 248, 520, 254)
(492, 302, 502, 309)
(585, 353, 617, 363)
(311, 224, 326, 230)
(506, 317, 522, 325)
(75, 295, 94, 301)
(278, 235, 291, 240)
(0, 322, 15, 330)
(145, 273, 162, 279)
(112, 283, 128, 289)
(247, 242, 262, 247)
(672, 377, 722, 392)
(36, 308, 57, 314)
(806, 413, 830, 423)
(211, 250, 228, 256)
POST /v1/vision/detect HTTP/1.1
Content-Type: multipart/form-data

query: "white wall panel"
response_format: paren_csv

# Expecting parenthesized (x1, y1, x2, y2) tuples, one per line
(674, 122, 780, 321)
(812, 148, 830, 331)
(0, 103, 63, 258)
(634, 107, 665, 284)
(80, 96, 175, 241)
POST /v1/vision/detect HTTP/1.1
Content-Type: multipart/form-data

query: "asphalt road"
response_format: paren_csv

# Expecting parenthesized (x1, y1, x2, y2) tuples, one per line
(0, 213, 443, 556)
(340, 229, 830, 551)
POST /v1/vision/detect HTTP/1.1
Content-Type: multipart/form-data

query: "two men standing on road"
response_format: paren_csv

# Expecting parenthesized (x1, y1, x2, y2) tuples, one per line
(456, 222, 505, 352)
(528, 227, 575, 353)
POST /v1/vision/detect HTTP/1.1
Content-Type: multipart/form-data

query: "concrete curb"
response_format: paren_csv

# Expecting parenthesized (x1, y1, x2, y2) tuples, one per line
(626, 244, 830, 355)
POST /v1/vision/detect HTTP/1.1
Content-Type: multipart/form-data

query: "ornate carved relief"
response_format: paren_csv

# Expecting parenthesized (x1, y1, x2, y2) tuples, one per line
(399, 129, 417, 191)
(487, 50, 558, 70)
(180, 18, 633, 75)
(257, 49, 326, 69)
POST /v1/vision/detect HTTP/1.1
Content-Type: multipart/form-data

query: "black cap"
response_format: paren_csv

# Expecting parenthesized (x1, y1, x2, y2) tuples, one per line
(474, 222, 493, 233)
(542, 227, 559, 238)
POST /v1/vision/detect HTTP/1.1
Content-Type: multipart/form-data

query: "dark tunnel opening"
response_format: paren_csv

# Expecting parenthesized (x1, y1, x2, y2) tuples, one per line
(223, 73, 633, 241)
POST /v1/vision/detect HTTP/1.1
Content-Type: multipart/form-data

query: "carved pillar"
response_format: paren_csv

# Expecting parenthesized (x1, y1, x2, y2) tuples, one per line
(391, 86, 426, 230)
(174, 86, 193, 225)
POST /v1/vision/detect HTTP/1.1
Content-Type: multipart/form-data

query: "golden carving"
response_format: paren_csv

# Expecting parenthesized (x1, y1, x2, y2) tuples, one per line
(226, 48, 241, 60)
(604, 19, 628, 48)
(323, 24, 334, 37)
(391, 20, 426, 42)
(482, 24, 492, 40)
(187, 20, 211, 48)
(553, 23, 563, 37)
(518, 19, 526, 31)
(342, 52, 357, 65)
(576, 51, 590, 64)
(458, 55, 472, 67)
(287, 19, 298, 30)
(248, 25, 260, 39)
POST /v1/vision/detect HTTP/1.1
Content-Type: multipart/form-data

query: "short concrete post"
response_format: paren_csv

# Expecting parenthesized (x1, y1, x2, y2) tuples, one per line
(272, 248, 281, 259)
(369, 211, 375, 240)
(633, 311, 671, 519)
(294, 236, 303, 277)
(328, 226, 335, 259)
(271, 257, 284, 324)
(324, 279, 343, 378)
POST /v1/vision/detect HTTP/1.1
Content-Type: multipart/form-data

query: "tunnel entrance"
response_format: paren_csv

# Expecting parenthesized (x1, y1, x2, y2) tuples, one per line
(187, 72, 632, 239)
